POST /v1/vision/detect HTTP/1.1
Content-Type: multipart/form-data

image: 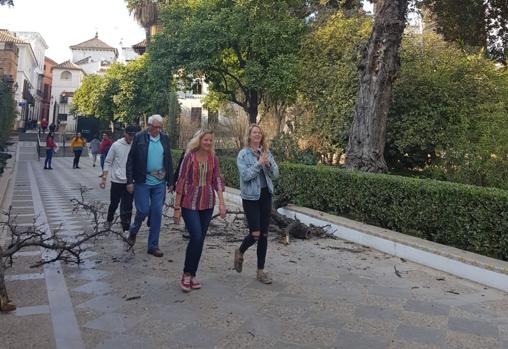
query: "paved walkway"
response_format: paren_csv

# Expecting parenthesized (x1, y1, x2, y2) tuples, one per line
(2, 140, 508, 349)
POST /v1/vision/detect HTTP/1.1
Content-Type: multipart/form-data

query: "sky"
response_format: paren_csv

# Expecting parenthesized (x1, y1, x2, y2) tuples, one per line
(0, 0, 374, 64)
(0, 0, 146, 63)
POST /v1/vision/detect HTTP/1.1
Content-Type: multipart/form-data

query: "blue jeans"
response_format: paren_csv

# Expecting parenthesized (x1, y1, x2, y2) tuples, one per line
(100, 154, 106, 170)
(182, 208, 214, 276)
(129, 182, 166, 252)
(44, 149, 53, 168)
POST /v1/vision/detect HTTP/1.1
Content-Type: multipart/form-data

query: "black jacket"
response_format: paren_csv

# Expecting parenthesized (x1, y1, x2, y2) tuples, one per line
(126, 129, 174, 186)
(172, 150, 185, 187)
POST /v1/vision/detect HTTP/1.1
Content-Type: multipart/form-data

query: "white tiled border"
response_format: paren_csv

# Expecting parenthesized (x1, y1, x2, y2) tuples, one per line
(224, 187, 508, 293)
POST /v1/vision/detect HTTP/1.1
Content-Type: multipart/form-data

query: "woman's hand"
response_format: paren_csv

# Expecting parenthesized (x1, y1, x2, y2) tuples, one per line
(258, 152, 269, 166)
(219, 202, 227, 219)
(173, 208, 181, 224)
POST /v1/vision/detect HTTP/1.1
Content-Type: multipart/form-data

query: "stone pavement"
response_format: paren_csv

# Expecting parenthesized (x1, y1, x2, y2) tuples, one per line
(2, 140, 508, 349)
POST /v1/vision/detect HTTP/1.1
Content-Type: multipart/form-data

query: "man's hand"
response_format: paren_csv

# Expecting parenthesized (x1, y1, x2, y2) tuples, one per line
(99, 177, 106, 189)
(167, 185, 174, 193)
(127, 184, 134, 194)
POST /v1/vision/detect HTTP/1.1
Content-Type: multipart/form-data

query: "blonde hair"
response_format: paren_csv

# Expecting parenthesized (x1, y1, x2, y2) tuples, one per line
(185, 129, 215, 155)
(244, 124, 268, 150)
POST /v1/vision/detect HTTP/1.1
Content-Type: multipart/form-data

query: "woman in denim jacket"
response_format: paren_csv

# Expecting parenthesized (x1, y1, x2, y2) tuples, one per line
(234, 124, 279, 284)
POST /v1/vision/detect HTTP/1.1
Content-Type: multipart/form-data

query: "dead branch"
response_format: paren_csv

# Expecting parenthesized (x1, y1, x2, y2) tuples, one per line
(0, 185, 132, 312)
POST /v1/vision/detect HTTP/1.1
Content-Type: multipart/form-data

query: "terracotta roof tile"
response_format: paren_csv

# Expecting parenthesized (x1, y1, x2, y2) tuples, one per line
(70, 34, 116, 51)
(0, 29, 28, 44)
(53, 60, 84, 71)
(132, 39, 147, 48)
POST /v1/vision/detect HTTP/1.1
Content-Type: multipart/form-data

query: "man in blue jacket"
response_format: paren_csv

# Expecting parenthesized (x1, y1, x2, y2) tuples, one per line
(126, 114, 174, 257)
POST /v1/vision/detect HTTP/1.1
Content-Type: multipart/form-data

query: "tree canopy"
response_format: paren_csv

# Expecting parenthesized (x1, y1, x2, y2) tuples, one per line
(150, 0, 305, 123)
(72, 56, 151, 125)
(421, 0, 508, 62)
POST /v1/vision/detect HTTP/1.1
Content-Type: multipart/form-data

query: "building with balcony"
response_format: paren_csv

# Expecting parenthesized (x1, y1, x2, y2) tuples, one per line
(49, 60, 85, 131)
(0, 29, 19, 82)
(14, 31, 48, 129)
(41, 57, 56, 123)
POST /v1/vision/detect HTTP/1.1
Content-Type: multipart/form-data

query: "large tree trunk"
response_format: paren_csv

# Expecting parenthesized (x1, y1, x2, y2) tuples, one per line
(345, 0, 408, 172)
(245, 90, 259, 124)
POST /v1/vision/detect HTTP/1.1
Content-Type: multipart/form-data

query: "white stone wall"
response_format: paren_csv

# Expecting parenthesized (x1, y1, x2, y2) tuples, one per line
(14, 44, 38, 127)
(14, 32, 47, 73)
(78, 61, 102, 75)
(119, 47, 139, 63)
(72, 49, 116, 66)
(49, 68, 84, 131)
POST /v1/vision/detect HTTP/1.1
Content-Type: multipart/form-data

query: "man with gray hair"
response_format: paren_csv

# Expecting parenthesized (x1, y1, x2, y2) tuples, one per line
(126, 115, 174, 257)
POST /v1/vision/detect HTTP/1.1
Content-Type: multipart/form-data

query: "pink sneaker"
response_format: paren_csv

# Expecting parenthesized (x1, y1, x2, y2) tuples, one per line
(180, 274, 191, 292)
(190, 277, 202, 289)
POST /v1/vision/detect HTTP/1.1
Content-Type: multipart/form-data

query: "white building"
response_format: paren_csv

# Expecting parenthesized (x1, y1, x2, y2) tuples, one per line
(14, 31, 48, 127)
(49, 60, 85, 131)
(70, 33, 118, 75)
(119, 45, 139, 64)
(178, 77, 216, 126)
(6, 31, 47, 129)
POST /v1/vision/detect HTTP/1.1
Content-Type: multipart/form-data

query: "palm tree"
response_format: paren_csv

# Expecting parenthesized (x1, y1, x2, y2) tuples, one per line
(126, 0, 160, 42)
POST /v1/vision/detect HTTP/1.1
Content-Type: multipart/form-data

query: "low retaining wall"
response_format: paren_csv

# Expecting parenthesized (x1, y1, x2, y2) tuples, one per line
(224, 187, 508, 292)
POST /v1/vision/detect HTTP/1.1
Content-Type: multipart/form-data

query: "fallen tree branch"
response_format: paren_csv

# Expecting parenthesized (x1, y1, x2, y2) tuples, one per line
(0, 185, 132, 312)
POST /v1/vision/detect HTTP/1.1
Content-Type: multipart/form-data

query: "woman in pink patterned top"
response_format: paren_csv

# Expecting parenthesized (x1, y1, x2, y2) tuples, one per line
(174, 129, 226, 292)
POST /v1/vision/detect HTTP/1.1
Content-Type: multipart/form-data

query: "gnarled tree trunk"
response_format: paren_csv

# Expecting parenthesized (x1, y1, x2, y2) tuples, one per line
(246, 90, 259, 124)
(345, 0, 408, 172)
(0, 249, 15, 312)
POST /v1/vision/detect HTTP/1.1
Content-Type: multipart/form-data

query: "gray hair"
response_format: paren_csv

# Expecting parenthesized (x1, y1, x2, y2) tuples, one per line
(148, 114, 163, 125)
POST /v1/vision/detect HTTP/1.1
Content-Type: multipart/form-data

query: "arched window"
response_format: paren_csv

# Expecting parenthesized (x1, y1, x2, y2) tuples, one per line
(60, 71, 72, 80)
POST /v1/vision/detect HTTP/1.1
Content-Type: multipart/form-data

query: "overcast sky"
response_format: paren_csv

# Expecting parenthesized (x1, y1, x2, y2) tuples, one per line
(0, 0, 145, 63)
(0, 0, 374, 64)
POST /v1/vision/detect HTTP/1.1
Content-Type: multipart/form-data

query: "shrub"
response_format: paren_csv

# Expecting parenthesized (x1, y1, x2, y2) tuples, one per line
(215, 154, 508, 261)
(387, 33, 508, 189)
(0, 78, 16, 145)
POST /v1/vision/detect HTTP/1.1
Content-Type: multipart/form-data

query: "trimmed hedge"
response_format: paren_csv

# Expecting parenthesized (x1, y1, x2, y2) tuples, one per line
(210, 153, 508, 261)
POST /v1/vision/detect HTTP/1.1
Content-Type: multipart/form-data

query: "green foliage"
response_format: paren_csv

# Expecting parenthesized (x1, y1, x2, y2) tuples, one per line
(0, 78, 16, 144)
(166, 84, 180, 147)
(271, 130, 320, 165)
(73, 56, 153, 125)
(151, 0, 305, 122)
(216, 154, 508, 261)
(295, 11, 371, 157)
(386, 33, 508, 189)
(421, 0, 508, 62)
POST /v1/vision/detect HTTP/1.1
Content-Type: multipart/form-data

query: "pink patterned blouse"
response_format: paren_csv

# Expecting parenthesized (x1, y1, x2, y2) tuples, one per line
(175, 151, 225, 210)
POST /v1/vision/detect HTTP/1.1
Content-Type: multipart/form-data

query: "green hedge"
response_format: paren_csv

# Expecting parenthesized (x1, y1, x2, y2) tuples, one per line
(209, 153, 508, 261)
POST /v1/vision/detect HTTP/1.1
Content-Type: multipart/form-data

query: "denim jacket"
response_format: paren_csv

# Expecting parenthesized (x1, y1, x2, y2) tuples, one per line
(237, 148, 279, 200)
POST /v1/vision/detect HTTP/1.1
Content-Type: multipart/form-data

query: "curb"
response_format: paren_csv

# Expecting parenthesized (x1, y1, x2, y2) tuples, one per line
(0, 136, 18, 211)
(224, 187, 508, 292)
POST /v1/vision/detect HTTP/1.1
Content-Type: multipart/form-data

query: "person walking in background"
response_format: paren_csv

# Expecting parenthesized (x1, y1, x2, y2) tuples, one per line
(99, 132, 113, 172)
(100, 125, 138, 233)
(173, 130, 226, 292)
(70, 132, 86, 169)
(43, 132, 57, 170)
(40, 117, 48, 134)
(126, 114, 174, 257)
(234, 124, 279, 284)
(89, 135, 100, 167)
